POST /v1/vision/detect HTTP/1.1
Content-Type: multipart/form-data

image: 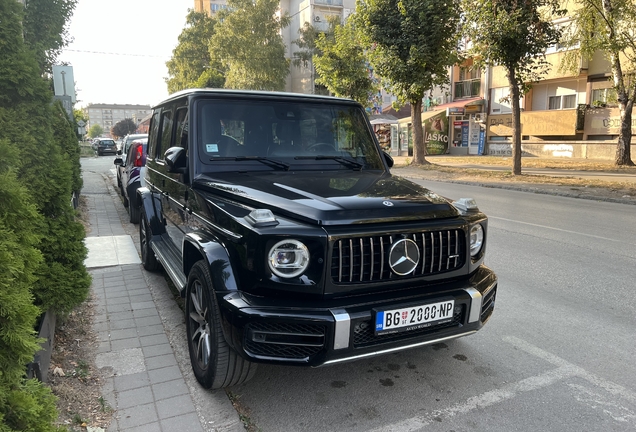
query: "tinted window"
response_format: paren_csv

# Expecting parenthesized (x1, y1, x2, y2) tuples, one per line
(157, 109, 174, 160)
(196, 99, 382, 170)
(148, 111, 161, 159)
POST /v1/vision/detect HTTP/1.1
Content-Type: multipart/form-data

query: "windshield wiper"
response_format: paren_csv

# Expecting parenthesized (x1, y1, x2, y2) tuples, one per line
(295, 155, 363, 170)
(209, 156, 290, 171)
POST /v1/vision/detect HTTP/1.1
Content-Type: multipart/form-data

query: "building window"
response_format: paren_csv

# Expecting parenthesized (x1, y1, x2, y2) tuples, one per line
(548, 94, 576, 110)
(592, 88, 617, 106)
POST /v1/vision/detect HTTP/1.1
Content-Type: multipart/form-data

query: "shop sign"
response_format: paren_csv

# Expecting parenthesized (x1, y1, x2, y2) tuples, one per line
(447, 107, 465, 116)
(424, 112, 449, 154)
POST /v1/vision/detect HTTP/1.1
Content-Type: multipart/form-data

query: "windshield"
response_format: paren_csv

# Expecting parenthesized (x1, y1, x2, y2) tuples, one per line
(196, 98, 384, 171)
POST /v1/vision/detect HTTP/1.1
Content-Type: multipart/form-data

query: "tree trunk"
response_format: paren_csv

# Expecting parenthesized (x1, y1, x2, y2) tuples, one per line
(508, 67, 522, 175)
(615, 99, 635, 166)
(411, 98, 429, 165)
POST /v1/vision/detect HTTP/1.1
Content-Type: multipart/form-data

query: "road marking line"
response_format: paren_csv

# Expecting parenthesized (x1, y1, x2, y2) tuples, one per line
(368, 337, 636, 432)
(490, 216, 629, 244)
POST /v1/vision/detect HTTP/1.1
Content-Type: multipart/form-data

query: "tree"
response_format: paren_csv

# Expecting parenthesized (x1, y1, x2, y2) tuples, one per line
(353, 0, 461, 165)
(166, 9, 222, 94)
(22, 0, 76, 74)
(313, 18, 377, 107)
(210, 0, 290, 91)
(88, 124, 103, 138)
(562, 0, 635, 166)
(111, 118, 137, 138)
(462, 0, 565, 175)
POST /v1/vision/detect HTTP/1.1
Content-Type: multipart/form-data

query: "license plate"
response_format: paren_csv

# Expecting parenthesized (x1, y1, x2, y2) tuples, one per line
(375, 300, 455, 335)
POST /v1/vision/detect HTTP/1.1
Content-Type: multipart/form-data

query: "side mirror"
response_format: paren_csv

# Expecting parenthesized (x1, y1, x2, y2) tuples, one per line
(165, 146, 187, 174)
(383, 151, 394, 168)
(113, 157, 123, 166)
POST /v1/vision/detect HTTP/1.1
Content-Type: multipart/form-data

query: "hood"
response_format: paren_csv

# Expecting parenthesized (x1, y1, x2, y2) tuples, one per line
(194, 171, 459, 225)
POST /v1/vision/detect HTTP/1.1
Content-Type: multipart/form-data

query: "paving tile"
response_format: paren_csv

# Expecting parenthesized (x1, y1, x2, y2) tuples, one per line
(110, 318, 136, 330)
(106, 296, 132, 306)
(155, 394, 196, 420)
(140, 334, 169, 347)
(117, 403, 158, 429)
(135, 315, 162, 327)
(113, 371, 150, 392)
(105, 288, 129, 299)
(133, 309, 160, 319)
(151, 379, 189, 401)
(111, 337, 141, 351)
(107, 303, 133, 314)
(143, 344, 174, 358)
(109, 311, 135, 321)
(131, 301, 156, 310)
(148, 366, 183, 385)
(110, 328, 139, 341)
(120, 422, 161, 432)
(136, 325, 165, 337)
(145, 354, 178, 371)
(117, 386, 154, 410)
(160, 413, 204, 432)
(97, 341, 111, 353)
(129, 294, 154, 303)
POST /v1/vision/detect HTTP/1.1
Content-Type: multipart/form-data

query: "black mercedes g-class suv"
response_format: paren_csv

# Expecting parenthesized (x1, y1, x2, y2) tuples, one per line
(136, 89, 497, 389)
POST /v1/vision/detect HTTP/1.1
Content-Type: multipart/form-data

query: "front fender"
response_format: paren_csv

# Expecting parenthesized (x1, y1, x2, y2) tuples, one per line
(183, 231, 238, 292)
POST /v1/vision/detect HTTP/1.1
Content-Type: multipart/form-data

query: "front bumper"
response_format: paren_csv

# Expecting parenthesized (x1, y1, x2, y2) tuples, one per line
(217, 266, 497, 367)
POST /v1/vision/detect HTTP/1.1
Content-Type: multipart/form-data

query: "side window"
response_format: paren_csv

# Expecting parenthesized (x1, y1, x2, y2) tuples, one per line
(147, 111, 161, 160)
(157, 109, 174, 160)
(175, 107, 188, 150)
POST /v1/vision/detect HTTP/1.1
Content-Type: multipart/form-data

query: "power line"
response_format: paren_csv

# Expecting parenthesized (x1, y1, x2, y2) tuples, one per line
(64, 49, 168, 59)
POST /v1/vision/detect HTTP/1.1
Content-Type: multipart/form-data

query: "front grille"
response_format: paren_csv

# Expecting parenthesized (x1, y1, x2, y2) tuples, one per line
(353, 305, 465, 348)
(331, 229, 465, 284)
(244, 322, 325, 360)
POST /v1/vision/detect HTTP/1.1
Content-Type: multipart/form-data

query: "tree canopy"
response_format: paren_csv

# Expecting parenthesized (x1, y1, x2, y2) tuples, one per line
(353, 0, 461, 165)
(22, 0, 76, 75)
(462, 0, 565, 174)
(313, 18, 377, 107)
(88, 124, 103, 138)
(210, 0, 290, 91)
(111, 118, 137, 138)
(166, 9, 222, 93)
(562, 0, 635, 166)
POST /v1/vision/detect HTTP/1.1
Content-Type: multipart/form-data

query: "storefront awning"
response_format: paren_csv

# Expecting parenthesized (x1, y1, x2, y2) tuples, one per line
(434, 97, 484, 111)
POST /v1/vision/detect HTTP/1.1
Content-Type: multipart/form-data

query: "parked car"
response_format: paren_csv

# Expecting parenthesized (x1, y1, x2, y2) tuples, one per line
(92, 138, 117, 156)
(113, 138, 147, 223)
(136, 89, 497, 390)
(120, 133, 148, 156)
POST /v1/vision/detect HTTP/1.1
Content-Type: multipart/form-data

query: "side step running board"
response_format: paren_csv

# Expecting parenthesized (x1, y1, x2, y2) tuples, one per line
(150, 241, 187, 294)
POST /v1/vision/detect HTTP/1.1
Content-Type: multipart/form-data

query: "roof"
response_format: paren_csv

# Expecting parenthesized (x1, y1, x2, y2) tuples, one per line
(155, 88, 357, 109)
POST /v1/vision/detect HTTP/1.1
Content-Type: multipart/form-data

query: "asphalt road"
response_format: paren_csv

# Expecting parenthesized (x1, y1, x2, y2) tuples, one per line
(228, 179, 636, 432)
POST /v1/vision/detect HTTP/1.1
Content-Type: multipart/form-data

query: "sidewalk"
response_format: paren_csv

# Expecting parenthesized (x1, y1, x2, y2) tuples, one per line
(391, 155, 636, 184)
(82, 167, 243, 432)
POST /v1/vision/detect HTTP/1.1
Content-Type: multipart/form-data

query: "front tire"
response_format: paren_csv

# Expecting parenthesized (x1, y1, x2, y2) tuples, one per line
(140, 209, 160, 271)
(186, 261, 256, 389)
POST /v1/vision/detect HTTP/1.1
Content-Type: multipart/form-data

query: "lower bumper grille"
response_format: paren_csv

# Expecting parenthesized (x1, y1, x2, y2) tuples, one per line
(244, 322, 326, 360)
(480, 286, 496, 322)
(353, 305, 465, 348)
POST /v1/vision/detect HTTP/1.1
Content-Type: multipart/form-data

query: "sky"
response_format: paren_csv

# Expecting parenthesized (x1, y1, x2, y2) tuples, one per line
(59, 0, 193, 108)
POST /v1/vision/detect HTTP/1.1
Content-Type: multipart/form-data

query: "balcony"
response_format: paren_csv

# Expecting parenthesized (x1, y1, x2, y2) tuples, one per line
(314, 0, 343, 6)
(454, 79, 481, 98)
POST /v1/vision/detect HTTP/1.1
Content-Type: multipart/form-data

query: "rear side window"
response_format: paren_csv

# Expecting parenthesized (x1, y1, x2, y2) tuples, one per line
(157, 110, 174, 160)
(148, 111, 161, 160)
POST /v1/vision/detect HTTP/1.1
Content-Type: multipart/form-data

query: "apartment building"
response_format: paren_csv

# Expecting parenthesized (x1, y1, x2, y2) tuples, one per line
(194, 0, 355, 95)
(85, 104, 151, 137)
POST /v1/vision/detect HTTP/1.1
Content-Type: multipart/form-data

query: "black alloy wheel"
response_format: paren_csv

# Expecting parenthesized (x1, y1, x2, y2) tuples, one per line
(185, 261, 256, 389)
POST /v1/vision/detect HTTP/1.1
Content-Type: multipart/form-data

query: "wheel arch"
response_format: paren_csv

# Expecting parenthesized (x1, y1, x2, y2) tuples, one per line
(137, 187, 164, 235)
(183, 232, 239, 293)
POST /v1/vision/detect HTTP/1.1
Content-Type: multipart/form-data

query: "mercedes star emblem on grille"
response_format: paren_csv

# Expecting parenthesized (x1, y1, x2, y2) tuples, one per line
(389, 239, 420, 275)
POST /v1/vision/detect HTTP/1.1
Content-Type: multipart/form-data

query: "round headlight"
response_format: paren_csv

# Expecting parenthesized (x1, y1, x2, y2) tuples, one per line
(470, 224, 484, 257)
(268, 240, 310, 278)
